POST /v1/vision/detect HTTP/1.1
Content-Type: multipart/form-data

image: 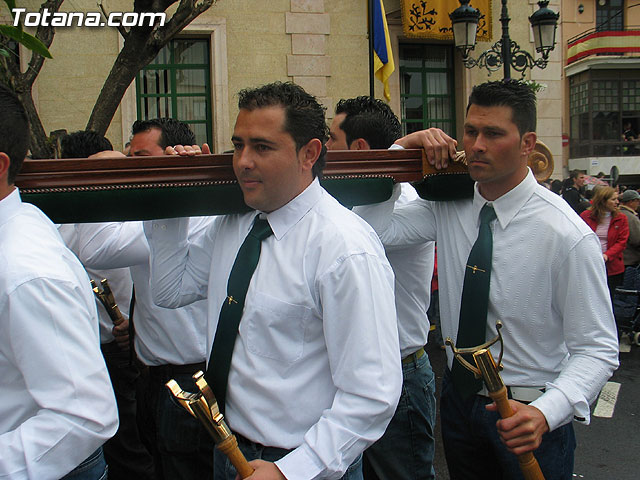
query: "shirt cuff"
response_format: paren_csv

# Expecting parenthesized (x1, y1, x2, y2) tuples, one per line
(389, 143, 404, 150)
(275, 443, 325, 480)
(530, 384, 588, 431)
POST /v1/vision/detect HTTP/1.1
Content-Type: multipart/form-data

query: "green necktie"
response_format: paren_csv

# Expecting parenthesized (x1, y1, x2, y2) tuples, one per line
(205, 215, 273, 414)
(451, 203, 497, 398)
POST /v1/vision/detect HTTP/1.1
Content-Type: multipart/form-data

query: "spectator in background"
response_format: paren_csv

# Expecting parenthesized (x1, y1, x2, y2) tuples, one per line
(550, 179, 562, 195)
(563, 169, 590, 214)
(580, 186, 630, 301)
(618, 189, 640, 268)
(623, 121, 638, 155)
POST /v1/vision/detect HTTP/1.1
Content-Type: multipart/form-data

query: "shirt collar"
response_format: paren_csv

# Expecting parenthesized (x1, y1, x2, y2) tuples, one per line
(260, 177, 322, 240)
(0, 187, 21, 226)
(472, 168, 537, 229)
(620, 204, 638, 216)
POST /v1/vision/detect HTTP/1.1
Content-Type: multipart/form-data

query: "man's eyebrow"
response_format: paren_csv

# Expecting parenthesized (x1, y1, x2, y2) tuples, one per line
(463, 123, 507, 133)
(232, 136, 278, 145)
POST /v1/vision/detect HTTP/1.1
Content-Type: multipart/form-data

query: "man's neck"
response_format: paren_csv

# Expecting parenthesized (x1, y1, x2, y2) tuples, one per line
(477, 168, 529, 202)
(0, 184, 15, 202)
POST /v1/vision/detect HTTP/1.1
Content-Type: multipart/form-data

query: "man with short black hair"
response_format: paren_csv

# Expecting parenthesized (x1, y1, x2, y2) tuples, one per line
(328, 95, 437, 480)
(61, 130, 114, 158)
(132, 117, 197, 150)
(74, 119, 215, 480)
(360, 79, 619, 480)
(144, 82, 402, 480)
(0, 83, 118, 479)
(327, 96, 401, 151)
(563, 169, 589, 214)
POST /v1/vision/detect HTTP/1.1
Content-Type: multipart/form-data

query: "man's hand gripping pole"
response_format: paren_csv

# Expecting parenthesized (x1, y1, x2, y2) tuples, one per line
(445, 322, 545, 480)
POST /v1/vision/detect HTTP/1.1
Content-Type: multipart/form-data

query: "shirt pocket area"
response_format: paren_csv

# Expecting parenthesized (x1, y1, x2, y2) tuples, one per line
(245, 292, 312, 364)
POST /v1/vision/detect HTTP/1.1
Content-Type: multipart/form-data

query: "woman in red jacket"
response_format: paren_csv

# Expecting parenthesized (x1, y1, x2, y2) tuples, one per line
(580, 186, 630, 301)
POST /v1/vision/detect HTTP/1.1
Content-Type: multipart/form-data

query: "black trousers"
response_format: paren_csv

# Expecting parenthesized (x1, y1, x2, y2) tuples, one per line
(101, 341, 156, 480)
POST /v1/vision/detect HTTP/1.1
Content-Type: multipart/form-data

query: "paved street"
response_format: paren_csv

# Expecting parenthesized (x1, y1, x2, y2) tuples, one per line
(425, 334, 640, 479)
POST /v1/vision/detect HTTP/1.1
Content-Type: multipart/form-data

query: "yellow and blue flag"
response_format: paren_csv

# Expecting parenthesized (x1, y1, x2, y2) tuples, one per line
(372, 0, 395, 101)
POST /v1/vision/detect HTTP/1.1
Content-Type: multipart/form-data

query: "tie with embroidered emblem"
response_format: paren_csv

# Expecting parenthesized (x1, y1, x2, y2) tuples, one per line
(451, 203, 497, 398)
(205, 215, 273, 414)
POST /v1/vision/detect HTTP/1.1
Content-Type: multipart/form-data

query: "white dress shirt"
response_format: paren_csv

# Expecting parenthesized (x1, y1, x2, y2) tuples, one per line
(355, 183, 434, 358)
(0, 189, 118, 480)
(144, 178, 402, 480)
(358, 169, 619, 431)
(58, 224, 133, 344)
(72, 219, 212, 366)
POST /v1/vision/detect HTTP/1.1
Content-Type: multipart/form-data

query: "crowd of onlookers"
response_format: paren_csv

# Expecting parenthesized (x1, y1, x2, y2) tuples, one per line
(542, 169, 640, 303)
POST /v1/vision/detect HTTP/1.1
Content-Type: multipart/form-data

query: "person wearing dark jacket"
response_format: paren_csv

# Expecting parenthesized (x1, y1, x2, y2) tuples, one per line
(563, 170, 589, 214)
(618, 189, 640, 267)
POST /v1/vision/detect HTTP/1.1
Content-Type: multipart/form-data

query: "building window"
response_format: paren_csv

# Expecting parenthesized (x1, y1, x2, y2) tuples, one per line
(596, 0, 623, 31)
(399, 44, 456, 137)
(136, 38, 212, 146)
(569, 70, 640, 158)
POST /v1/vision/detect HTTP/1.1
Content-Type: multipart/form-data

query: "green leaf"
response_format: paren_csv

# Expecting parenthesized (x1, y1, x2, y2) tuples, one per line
(0, 25, 23, 42)
(0, 25, 52, 59)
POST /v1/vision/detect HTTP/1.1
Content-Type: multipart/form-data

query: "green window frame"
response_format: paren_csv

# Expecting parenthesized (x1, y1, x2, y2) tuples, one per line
(136, 38, 213, 146)
(399, 44, 456, 138)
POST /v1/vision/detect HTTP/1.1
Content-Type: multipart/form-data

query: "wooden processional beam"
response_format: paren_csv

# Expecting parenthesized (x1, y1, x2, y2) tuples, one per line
(16, 149, 466, 223)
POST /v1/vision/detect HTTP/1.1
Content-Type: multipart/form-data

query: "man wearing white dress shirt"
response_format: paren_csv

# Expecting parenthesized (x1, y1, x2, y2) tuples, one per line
(58, 131, 155, 480)
(0, 83, 118, 479)
(327, 96, 437, 480)
(144, 82, 402, 480)
(358, 80, 619, 480)
(72, 118, 216, 480)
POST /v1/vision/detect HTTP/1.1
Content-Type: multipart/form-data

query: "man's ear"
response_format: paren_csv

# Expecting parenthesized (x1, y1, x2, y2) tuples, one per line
(521, 132, 537, 157)
(348, 138, 371, 151)
(0, 152, 10, 182)
(299, 138, 322, 172)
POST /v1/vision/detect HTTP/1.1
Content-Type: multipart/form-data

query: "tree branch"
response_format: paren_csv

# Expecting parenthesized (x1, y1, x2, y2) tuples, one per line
(99, 1, 129, 40)
(152, 0, 215, 45)
(23, 0, 63, 85)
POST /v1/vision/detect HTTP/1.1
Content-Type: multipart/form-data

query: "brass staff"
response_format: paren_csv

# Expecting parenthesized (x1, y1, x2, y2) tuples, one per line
(446, 324, 545, 480)
(166, 371, 254, 479)
(91, 278, 125, 326)
(473, 348, 545, 480)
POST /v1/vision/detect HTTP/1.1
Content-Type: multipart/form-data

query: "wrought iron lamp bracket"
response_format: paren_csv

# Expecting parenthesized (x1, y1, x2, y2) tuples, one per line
(462, 40, 549, 78)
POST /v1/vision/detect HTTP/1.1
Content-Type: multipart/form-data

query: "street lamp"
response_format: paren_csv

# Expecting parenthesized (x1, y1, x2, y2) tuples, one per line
(449, 0, 559, 79)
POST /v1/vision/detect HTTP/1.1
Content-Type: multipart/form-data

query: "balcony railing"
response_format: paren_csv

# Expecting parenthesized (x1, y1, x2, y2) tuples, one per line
(567, 28, 640, 65)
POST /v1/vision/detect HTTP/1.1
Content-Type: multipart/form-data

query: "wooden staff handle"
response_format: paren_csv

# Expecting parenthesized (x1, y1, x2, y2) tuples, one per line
(488, 387, 545, 480)
(217, 435, 254, 479)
